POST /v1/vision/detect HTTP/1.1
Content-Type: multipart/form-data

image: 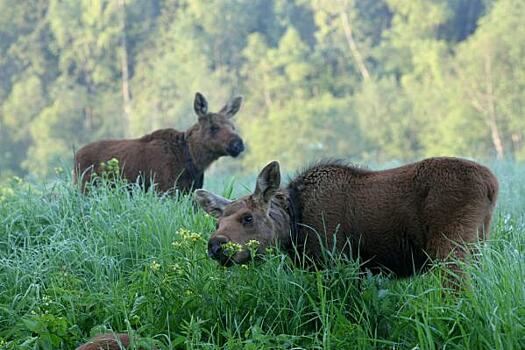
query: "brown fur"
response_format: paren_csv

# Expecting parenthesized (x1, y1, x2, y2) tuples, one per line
(74, 93, 244, 193)
(75, 333, 137, 350)
(75, 333, 157, 350)
(196, 157, 499, 277)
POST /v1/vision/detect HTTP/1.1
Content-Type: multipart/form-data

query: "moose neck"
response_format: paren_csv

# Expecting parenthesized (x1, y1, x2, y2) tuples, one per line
(184, 129, 222, 174)
(269, 189, 302, 255)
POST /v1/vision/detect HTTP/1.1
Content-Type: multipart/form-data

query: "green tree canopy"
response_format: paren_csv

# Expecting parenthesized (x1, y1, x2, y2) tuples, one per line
(0, 0, 523, 180)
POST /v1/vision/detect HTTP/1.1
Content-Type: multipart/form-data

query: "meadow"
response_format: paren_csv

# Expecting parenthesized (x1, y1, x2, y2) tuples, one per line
(0, 161, 523, 349)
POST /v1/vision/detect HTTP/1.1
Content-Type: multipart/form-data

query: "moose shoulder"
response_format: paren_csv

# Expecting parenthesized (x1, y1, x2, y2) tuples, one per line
(195, 158, 498, 278)
(74, 92, 244, 193)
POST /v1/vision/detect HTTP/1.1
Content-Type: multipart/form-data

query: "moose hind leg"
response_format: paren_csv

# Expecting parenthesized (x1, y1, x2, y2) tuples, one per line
(428, 235, 464, 264)
(425, 224, 476, 288)
(480, 209, 494, 240)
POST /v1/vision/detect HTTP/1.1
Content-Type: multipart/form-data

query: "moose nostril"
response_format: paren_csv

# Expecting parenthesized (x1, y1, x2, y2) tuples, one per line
(210, 242, 221, 256)
(230, 139, 244, 152)
(208, 236, 229, 259)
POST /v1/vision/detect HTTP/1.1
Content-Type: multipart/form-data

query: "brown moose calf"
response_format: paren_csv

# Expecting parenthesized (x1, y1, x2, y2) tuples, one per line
(195, 158, 498, 279)
(75, 333, 153, 350)
(74, 92, 244, 193)
(76, 333, 157, 350)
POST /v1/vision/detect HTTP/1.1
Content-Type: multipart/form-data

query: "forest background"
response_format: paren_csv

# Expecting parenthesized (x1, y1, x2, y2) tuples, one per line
(1, 0, 524, 181)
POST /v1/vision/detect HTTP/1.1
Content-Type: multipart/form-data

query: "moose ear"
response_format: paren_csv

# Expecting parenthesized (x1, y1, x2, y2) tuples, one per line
(220, 96, 243, 118)
(254, 161, 281, 203)
(194, 189, 232, 218)
(194, 92, 208, 119)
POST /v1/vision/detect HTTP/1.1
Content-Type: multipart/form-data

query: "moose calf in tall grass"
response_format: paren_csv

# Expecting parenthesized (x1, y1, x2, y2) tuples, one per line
(74, 92, 244, 193)
(75, 333, 154, 350)
(195, 158, 498, 281)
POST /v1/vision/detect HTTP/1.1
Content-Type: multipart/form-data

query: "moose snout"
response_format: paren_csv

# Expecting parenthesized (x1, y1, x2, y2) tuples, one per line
(208, 235, 230, 261)
(227, 138, 244, 157)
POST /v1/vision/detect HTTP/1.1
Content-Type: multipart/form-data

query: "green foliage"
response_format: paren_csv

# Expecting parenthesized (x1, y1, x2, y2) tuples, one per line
(0, 162, 524, 349)
(242, 93, 359, 169)
(0, 0, 524, 178)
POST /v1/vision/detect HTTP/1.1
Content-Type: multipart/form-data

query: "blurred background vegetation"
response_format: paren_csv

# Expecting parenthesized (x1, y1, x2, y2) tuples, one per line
(1, 0, 524, 181)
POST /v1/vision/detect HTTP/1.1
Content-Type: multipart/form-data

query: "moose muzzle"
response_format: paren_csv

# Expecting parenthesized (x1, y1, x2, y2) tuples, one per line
(208, 235, 233, 266)
(227, 138, 245, 157)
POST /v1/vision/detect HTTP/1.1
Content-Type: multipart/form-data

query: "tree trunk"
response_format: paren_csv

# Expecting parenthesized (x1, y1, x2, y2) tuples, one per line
(339, 0, 370, 82)
(118, 0, 132, 137)
(511, 133, 522, 159)
(484, 55, 504, 160)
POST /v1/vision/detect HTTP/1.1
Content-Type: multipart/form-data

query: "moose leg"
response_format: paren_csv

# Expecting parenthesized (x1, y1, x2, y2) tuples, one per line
(481, 210, 495, 241)
(426, 233, 467, 281)
(422, 187, 493, 287)
(425, 218, 485, 289)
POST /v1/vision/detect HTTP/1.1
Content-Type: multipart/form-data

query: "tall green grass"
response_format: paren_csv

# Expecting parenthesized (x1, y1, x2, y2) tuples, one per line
(0, 162, 524, 349)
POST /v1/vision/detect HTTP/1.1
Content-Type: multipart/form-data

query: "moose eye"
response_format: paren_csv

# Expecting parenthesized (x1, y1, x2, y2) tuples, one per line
(210, 125, 220, 134)
(241, 214, 254, 225)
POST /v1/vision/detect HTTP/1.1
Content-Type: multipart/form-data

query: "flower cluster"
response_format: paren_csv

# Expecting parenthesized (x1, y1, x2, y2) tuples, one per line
(172, 228, 203, 247)
(100, 158, 120, 173)
(245, 239, 260, 258)
(0, 186, 14, 203)
(12, 176, 23, 185)
(96, 157, 121, 180)
(223, 242, 242, 257)
(245, 239, 260, 251)
(150, 260, 161, 271)
(171, 263, 184, 275)
(265, 247, 276, 255)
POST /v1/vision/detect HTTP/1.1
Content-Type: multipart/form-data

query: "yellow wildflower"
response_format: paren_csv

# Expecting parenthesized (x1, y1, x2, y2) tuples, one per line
(176, 228, 203, 243)
(223, 242, 242, 257)
(265, 247, 276, 255)
(171, 263, 184, 275)
(245, 240, 260, 250)
(12, 176, 23, 184)
(150, 260, 161, 271)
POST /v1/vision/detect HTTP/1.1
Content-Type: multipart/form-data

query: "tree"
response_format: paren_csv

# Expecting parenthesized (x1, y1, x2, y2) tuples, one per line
(452, 0, 525, 160)
(1, 0, 524, 179)
(0, 0, 54, 177)
(129, 4, 224, 136)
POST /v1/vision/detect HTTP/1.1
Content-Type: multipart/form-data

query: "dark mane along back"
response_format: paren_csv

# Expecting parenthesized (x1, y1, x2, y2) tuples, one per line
(286, 159, 370, 192)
